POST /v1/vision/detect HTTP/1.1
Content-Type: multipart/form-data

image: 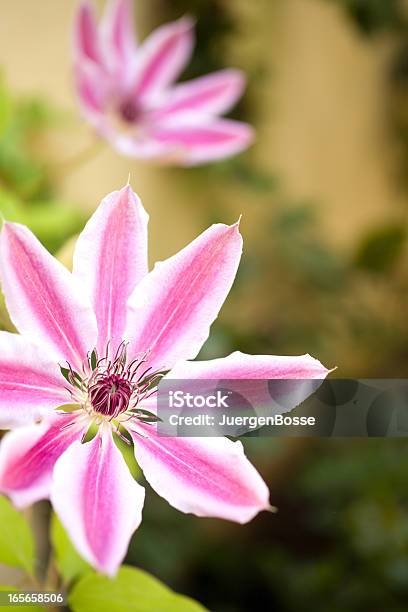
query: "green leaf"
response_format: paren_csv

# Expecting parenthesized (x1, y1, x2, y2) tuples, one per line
(50, 514, 92, 585)
(68, 565, 208, 612)
(354, 223, 406, 273)
(0, 497, 35, 574)
(131, 408, 162, 423)
(90, 349, 98, 371)
(112, 433, 141, 480)
(24, 201, 85, 253)
(0, 587, 45, 612)
(59, 367, 71, 384)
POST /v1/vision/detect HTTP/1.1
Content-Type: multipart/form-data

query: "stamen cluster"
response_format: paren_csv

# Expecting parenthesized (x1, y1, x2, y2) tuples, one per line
(61, 342, 164, 422)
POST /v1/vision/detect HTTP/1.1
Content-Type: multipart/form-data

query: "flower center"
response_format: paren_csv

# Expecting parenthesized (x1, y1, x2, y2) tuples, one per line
(88, 373, 133, 418)
(119, 98, 141, 124)
(60, 342, 165, 425)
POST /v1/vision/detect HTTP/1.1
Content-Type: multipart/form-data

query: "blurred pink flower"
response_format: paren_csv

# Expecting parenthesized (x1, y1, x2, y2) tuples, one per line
(73, 0, 254, 165)
(0, 186, 329, 575)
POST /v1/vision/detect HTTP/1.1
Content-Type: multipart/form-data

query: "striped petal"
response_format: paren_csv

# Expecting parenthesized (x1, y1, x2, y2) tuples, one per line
(0, 332, 69, 428)
(0, 222, 97, 370)
(51, 429, 145, 576)
(126, 222, 242, 371)
(167, 352, 331, 430)
(102, 0, 137, 69)
(146, 117, 254, 165)
(155, 69, 246, 118)
(0, 414, 84, 508)
(73, 186, 149, 353)
(130, 422, 269, 523)
(168, 352, 331, 380)
(75, 61, 109, 116)
(75, 2, 103, 66)
(133, 17, 194, 102)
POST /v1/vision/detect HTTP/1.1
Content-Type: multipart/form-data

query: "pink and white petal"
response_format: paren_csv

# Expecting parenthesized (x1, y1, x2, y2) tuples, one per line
(0, 222, 97, 370)
(130, 422, 269, 523)
(107, 129, 172, 160)
(75, 61, 109, 116)
(0, 332, 70, 429)
(126, 222, 242, 372)
(168, 352, 331, 380)
(102, 0, 137, 71)
(74, 2, 103, 66)
(0, 414, 85, 509)
(146, 117, 254, 165)
(73, 186, 149, 353)
(51, 429, 145, 576)
(132, 17, 194, 102)
(155, 69, 246, 118)
(167, 352, 332, 424)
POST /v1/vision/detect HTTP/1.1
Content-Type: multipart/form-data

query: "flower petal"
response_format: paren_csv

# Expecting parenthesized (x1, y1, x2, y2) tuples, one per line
(74, 2, 103, 66)
(75, 61, 108, 116)
(102, 0, 137, 69)
(133, 17, 194, 102)
(0, 414, 84, 509)
(73, 186, 149, 353)
(0, 332, 70, 428)
(51, 429, 145, 576)
(168, 351, 331, 379)
(167, 352, 331, 429)
(105, 130, 171, 160)
(129, 422, 269, 523)
(155, 69, 246, 118)
(146, 117, 254, 165)
(0, 222, 97, 370)
(126, 222, 242, 371)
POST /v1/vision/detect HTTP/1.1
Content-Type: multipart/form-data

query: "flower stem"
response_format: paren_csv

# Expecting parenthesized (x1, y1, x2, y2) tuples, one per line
(44, 549, 59, 590)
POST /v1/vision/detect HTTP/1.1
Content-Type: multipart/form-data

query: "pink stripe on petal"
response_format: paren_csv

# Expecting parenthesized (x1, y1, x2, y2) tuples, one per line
(102, 0, 137, 66)
(0, 332, 69, 428)
(75, 62, 108, 115)
(73, 186, 149, 353)
(126, 222, 242, 371)
(51, 430, 145, 576)
(130, 422, 269, 523)
(0, 223, 97, 370)
(156, 69, 246, 118)
(0, 414, 84, 509)
(148, 118, 254, 165)
(75, 2, 103, 65)
(133, 17, 194, 101)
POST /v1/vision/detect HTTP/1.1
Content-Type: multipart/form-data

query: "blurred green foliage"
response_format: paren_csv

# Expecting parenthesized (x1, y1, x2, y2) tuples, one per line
(0, 496, 35, 576)
(51, 514, 92, 586)
(199, 194, 408, 378)
(126, 439, 408, 612)
(328, 0, 406, 35)
(0, 75, 85, 254)
(69, 566, 208, 612)
(354, 223, 407, 272)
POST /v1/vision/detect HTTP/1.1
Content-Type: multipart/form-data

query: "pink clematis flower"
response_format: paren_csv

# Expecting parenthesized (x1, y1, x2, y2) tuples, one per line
(73, 0, 254, 165)
(0, 186, 329, 575)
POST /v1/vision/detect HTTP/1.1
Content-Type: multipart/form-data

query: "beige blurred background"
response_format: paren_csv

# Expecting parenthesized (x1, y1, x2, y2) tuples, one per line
(0, 0, 402, 261)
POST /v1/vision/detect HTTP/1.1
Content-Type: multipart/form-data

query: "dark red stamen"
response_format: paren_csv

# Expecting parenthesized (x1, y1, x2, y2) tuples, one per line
(89, 374, 133, 418)
(119, 98, 141, 123)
